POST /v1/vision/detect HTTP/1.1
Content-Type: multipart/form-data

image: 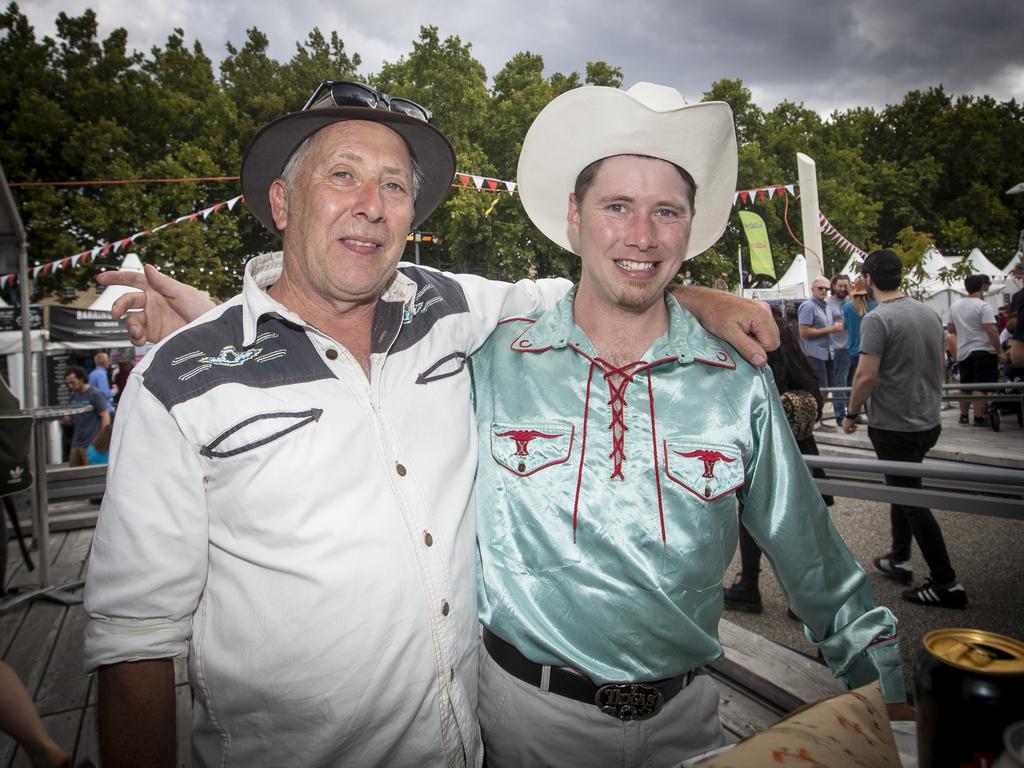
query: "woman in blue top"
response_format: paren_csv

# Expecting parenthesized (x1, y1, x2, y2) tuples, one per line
(842, 276, 877, 384)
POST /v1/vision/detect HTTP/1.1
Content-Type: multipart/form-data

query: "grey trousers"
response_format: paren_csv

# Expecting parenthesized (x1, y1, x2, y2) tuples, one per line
(478, 638, 725, 768)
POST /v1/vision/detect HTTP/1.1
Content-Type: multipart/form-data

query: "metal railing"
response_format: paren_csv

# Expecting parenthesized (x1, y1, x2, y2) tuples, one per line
(804, 455, 1024, 520)
(819, 381, 1024, 408)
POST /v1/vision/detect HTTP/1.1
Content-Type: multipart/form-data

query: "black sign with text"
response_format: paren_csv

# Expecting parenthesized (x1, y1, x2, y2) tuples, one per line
(48, 306, 128, 343)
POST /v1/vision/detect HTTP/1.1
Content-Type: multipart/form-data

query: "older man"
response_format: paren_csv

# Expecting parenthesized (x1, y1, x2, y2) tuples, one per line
(86, 81, 777, 768)
(472, 84, 908, 766)
(799, 277, 844, 427)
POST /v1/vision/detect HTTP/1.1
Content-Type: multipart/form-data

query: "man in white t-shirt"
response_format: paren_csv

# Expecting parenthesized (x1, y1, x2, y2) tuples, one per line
(947, 274, 1003, 427)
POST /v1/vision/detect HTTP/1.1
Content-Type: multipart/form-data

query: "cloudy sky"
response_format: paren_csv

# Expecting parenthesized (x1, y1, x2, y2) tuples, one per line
(19, 0, 1024, 114)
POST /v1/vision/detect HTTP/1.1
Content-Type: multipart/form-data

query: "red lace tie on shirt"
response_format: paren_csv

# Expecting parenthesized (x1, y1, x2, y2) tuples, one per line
(570, 356, 667, 545)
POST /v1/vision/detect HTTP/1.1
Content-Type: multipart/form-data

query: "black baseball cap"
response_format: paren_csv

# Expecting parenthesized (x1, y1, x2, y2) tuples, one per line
(860, 249, 903, 282)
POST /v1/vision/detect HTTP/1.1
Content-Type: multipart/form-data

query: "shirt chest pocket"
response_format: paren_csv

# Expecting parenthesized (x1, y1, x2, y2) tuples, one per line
(660, 439, 745, 592)
(200, 409, 323, 459)
(490, 420, 575, 476)
(487, 420, 580, 573)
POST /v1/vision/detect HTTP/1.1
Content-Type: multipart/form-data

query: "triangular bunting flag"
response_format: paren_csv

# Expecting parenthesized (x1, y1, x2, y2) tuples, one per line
(739, 191, 749, 204)
(505, 181, 516, 194)
(732, 192, 739, 206)
(91, 247, 101, 260)
(472, 176, 485, 190)
(484, 178, 498, 191)
(458, 174, 470, 187)
(32, 265, 43, 279)
(766, 187, 776, 200)
(201, 206, 215, 220)
(100, 244, 112, 256)
(785, 185, 795, 196)
(176, 214, 191, 224)
(71, 254, 82, 268)
(213, 202, 226, 214)
(227, 196, 242, 210)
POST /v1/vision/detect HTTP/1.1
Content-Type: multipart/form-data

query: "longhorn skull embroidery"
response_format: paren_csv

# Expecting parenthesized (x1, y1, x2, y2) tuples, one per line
(676, 449, 736, 498)
(495, 429, 563, 457)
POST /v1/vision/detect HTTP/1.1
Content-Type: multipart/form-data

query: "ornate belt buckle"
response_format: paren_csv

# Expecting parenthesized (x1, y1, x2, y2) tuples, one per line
(595, 682, 664, 720)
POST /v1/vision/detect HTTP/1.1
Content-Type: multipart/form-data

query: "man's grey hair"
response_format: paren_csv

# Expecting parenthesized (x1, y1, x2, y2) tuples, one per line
(279, 131, 424, 203)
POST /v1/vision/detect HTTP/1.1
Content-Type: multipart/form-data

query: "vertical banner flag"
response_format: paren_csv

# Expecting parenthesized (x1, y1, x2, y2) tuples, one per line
(737, 210, 776, 278)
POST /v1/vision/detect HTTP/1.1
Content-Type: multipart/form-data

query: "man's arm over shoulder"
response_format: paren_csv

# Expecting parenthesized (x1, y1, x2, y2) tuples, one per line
(409, 265, 571, 353)
(670, 285, 778, 366)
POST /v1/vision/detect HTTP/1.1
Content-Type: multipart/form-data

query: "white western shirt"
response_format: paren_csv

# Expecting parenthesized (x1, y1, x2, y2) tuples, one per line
(84, 253, 566, 767)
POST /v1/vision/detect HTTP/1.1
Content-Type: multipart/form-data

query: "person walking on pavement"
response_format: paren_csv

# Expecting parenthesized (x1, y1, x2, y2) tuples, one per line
(947, 274, 1003, 427)
(844, 250, 967, 609)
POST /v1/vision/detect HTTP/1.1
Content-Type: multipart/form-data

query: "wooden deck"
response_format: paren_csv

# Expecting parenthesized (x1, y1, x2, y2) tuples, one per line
(2, 521, 841, 767)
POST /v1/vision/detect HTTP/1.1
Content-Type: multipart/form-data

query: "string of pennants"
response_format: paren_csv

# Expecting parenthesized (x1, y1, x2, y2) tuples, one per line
(732, 184, 798, 206)
(1, 175, 866, 288)
(818, 211, 868, 259)
(453, 173, 516, 194)
(0, 195, 245, 289)
(733, 181, 868, 259)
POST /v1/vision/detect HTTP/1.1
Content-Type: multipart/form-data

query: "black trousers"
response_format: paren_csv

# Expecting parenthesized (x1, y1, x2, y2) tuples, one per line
(867, 424, 956, 586)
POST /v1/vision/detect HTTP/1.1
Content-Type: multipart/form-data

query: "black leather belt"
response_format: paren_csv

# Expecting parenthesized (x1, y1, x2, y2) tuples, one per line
(482, 627, 695, 721)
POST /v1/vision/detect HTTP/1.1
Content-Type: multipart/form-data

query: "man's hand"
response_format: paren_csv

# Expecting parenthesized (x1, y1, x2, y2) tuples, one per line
(885, 701, 915, 722)
(97, 264, 216, 346)
(672, 286, 779, 367)
(842, 414, 859, 434)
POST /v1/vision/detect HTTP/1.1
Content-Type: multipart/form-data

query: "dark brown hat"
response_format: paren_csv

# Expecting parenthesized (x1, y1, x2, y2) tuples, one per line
(241, 105, 456, 236)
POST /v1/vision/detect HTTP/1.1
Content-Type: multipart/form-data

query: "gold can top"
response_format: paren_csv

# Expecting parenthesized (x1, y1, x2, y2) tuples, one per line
(923, 629, 1024, 675)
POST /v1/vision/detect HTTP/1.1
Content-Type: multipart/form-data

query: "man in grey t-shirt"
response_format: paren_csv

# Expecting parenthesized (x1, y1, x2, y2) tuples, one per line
(843, 250, 967, 609)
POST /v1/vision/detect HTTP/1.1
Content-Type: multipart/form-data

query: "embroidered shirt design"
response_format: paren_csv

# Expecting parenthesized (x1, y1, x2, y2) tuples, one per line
(403, 283, 445, 325)
(172, 332, 287, 381)
(494, 429, 564, 457)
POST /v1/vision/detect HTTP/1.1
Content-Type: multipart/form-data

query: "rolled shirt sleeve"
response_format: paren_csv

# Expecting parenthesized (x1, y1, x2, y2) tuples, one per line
(83, 371, 209, 672)
(738, 368, 906, 703)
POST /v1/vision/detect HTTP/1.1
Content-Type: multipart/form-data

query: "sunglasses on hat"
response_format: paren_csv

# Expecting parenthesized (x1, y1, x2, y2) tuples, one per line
(302, 80, 433, 123)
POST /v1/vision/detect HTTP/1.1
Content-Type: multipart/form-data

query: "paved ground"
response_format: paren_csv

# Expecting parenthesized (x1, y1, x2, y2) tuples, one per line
(723, 401, 1024, 697)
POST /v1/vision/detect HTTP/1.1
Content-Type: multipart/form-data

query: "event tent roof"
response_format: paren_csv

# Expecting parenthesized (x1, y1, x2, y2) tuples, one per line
(88, 252, 144, 312)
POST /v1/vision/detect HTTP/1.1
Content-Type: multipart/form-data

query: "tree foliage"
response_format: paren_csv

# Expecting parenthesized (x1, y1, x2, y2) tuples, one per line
(2, 3, 1023, 304)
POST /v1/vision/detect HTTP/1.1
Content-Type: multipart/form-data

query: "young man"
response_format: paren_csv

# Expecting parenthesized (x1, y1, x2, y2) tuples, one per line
(947, 274, 1002, 426)
(844, 249, 967, 609)
(62, 365, 110, 467)
(473, 84, 909, 766)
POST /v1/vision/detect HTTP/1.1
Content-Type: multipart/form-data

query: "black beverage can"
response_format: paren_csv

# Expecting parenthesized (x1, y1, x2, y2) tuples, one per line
(915, 629, 1024, 768)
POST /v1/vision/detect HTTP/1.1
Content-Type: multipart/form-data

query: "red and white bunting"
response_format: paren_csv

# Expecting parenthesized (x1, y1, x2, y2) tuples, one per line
(0, 194, 244, 286)
(733, 183, 798, 206)
(818, 211, 867, 259)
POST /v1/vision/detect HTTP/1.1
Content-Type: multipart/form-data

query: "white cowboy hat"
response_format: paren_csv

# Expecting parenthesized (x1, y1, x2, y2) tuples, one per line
(517, 82, 738, 260)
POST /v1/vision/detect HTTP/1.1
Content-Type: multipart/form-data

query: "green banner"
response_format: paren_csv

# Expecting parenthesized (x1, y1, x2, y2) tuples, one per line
(738, 210, 776, 278)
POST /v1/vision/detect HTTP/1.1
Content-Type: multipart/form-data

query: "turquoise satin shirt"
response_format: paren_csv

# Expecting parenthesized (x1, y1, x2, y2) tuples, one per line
(471, 289, 905, 703)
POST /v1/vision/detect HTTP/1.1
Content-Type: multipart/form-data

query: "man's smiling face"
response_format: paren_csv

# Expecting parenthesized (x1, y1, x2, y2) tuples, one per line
(568, 155, 693, 315)
(270, 120, 416, 309)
